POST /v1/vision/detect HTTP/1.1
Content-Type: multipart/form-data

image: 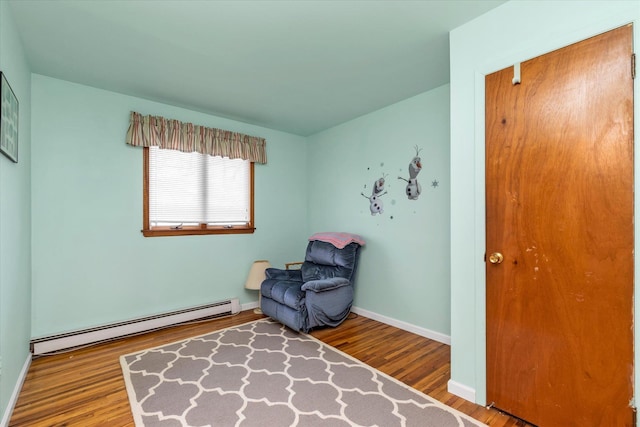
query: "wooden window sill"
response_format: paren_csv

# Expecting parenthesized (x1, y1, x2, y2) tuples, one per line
(142, 226, 255, 237)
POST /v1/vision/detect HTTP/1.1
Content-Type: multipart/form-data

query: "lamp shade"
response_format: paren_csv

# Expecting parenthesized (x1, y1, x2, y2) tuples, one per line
(244, 260, 271, 290)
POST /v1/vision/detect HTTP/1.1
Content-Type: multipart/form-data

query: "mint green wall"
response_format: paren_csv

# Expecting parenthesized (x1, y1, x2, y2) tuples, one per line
(31, 75, 308, 338)
(0, 2, 32, 421)
(307, 85, 451, 335)
(450, 0, 640, 405)
(32, 76, 452, 341)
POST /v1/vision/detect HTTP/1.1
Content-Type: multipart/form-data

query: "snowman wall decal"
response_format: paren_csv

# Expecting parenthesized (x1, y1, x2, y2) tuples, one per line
(361, 174, 387, 215)
(398, 146, 422, 200)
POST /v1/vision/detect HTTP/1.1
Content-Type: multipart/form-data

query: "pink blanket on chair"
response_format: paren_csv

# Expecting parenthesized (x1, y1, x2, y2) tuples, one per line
(309, 232, 366, 249)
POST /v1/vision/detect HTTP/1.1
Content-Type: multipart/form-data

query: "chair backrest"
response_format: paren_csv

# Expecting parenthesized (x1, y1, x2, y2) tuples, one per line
(301, 241, 360, 283)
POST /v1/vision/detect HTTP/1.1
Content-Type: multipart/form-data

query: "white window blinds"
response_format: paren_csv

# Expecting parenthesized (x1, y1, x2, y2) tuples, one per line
(148, 146, 250, 226)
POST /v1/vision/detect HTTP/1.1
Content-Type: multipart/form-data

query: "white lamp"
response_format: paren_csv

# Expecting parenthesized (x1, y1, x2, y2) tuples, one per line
(244, 260, 271, 314)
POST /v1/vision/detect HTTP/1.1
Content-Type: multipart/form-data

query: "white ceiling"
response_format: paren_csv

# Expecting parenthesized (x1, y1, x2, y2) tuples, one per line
(9, 0, 506, 136)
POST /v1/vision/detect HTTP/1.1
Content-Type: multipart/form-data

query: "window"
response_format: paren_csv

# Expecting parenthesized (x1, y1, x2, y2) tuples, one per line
(142, 146, 255, 237)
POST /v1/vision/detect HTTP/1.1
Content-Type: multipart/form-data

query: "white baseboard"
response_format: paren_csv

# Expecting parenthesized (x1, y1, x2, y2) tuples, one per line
(351, 306, 451, 345)
(447, 379, 477, 403)
(31, 298, 240, 355)
(252, 301, 451, 345)
(241, 301, 259, 312)
(252, 302, 450, 345)
(1, 354, 32, 427)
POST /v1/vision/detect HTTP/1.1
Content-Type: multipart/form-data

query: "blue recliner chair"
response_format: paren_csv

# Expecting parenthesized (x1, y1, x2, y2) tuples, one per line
(260, 234, 363, 332)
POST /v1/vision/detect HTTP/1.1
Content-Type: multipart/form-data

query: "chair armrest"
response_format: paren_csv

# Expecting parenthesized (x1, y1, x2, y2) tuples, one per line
(301, 277, 350, 292)
(265, 268, 303, 281)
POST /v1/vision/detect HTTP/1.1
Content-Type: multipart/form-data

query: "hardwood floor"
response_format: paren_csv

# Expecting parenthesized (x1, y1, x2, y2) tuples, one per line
(9, 310, 529, 426)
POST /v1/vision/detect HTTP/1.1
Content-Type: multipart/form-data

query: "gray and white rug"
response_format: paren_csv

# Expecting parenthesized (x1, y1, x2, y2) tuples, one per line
(120, 319, 486, 427)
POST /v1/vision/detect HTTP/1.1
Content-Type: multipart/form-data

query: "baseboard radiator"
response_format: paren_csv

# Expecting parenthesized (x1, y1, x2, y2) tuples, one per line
(30, 298, 241, 355)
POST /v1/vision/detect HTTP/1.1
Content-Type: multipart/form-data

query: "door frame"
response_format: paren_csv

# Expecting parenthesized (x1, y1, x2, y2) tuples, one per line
(448, 6, 639, 408)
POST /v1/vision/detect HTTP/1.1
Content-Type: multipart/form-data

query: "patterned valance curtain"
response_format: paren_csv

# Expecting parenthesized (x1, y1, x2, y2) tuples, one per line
(125, 111, 267, 164)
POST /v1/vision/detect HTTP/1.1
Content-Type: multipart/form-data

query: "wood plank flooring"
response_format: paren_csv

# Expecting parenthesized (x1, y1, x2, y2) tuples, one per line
(9, 310, 530, 426)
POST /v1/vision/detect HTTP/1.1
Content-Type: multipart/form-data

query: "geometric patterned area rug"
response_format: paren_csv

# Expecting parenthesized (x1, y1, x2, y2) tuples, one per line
(120, 319, 487, 427)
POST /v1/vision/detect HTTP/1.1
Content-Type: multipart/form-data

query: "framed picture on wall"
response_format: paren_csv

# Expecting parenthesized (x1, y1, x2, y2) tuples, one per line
(0, 72, 18, 163)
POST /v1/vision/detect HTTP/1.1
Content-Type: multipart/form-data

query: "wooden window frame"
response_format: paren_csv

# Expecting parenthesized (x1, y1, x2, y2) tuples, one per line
(141, 147, 255, 237)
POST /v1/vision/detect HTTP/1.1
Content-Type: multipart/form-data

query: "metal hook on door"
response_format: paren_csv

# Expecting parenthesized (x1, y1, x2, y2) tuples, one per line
(512, 62, 521, 85)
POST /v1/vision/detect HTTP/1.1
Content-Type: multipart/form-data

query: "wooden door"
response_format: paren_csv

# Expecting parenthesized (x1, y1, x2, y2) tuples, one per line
(485, 25, 634, 427)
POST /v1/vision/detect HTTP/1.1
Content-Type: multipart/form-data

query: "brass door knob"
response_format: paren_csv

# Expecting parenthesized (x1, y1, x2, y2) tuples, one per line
(488, 252, 504, 264)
